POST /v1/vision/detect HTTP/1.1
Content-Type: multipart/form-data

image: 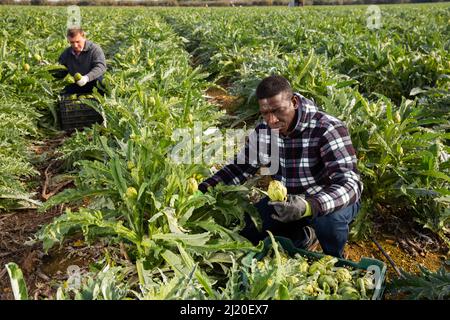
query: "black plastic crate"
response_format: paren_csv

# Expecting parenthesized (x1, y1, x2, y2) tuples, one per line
(59, 95, 103, 130)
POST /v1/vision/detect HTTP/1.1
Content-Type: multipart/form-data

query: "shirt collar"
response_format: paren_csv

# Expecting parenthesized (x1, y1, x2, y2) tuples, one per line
(285, 92, 317, 138)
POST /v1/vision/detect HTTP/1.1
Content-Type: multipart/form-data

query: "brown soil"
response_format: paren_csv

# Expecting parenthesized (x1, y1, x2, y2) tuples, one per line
(345, 238, 447, 280)
(0, 208, 104, 300)
(0, 131, 129, 300)
(206, 87, 245, 113)
(0, 132, 87, 300)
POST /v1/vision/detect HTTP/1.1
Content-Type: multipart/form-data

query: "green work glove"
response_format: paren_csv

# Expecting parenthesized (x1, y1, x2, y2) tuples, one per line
(269, 195, 312, 222)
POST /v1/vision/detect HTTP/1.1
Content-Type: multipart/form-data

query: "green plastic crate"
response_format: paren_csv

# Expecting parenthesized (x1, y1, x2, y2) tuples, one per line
(243, 236, 387, 300)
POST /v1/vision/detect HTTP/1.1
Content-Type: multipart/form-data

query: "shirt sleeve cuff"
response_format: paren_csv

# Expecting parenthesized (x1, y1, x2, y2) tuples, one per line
(306, 198, 322, 219)
(198, 182, 209, 194)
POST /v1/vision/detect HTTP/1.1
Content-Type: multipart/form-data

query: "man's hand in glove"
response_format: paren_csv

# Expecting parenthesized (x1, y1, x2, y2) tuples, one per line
(269, 195, 312, 222)
(76, 75, 89, 87)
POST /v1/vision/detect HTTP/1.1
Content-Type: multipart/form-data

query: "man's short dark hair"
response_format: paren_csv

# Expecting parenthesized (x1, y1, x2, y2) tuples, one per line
(67, 28, 85, 38)
(256, 75, 293, 100)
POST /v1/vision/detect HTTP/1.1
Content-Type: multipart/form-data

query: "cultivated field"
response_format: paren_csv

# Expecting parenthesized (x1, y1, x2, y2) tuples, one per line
(0, 4, 449, 300)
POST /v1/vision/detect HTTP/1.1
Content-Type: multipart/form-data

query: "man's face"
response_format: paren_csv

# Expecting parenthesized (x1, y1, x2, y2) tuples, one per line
(68, 33, 86, 54)
(259, 92, 298, 136)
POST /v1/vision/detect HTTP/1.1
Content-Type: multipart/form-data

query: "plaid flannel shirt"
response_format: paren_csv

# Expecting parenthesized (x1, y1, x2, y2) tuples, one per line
(199, 93, 363, 217)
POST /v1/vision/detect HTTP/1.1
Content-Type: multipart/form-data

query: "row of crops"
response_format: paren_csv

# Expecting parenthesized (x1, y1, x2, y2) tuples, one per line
(0, 4, 449, 300)
(2, 6, 293, 300)
(161, 5, 450, 245)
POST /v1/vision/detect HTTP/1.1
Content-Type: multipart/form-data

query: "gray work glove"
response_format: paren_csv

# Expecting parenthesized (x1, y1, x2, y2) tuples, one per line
(269, 195, 312, 223)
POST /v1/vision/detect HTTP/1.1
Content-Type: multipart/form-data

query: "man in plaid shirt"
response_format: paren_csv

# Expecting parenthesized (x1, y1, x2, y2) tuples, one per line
(199, 75, 362, 258)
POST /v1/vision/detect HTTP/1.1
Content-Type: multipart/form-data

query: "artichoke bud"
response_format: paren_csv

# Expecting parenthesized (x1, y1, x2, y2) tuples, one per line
(302, 284, 315, 295)
(321, 282, 331, 295)
(125, 187, 138, 201)
(362, 273, 375, 290)
(131, 168, 140, 183)
(396, 144, 404, 156)
(130, 133, 142, 144)
(64, 74, 75, 84)
(257, 261, 265, 270)
(338, 281, 354, 289)
(267, 180, 287, 202)
(335, 267, 352, 283)
(338, 286, 360, 300)
(298, 260, 310, 273)
(127, 161, 135, 170)
(309, 261, 326, 275)
(288, 276, 299, 285)
(187, 177, 198, 194)
(318, 255, 338, 269)
(394, 111, 401, 123)
(356, 278, 367, 297)
(318, 275, 338, 293)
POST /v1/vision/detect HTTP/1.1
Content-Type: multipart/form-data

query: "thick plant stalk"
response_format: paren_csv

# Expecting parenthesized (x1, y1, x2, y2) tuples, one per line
(370, 237, 403, 278)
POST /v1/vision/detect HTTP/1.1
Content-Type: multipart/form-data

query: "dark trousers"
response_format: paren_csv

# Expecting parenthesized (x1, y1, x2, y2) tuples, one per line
(240, 197, 360, 258)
